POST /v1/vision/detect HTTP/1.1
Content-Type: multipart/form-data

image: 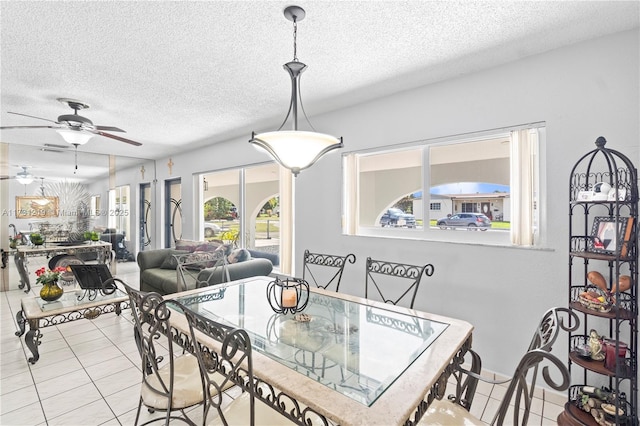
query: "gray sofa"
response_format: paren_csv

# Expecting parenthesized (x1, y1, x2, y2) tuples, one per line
(137, 248, 273, 295)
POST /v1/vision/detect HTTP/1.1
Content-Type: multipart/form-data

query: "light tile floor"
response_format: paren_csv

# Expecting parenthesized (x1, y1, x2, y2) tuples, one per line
(1, 259, 565, 425)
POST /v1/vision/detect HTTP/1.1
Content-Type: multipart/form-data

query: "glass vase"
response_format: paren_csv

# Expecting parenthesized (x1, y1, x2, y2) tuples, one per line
(40, 281, 63, 302)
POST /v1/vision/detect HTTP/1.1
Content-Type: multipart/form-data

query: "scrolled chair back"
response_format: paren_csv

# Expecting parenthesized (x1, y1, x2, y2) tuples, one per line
(105, 277, 207, 425)
(181, 304, 257, 425)
(302, 249, 356, 292)
(528, 306, 580, 352)
(365, 257, 434, 309)
(493, 349, 570, 426)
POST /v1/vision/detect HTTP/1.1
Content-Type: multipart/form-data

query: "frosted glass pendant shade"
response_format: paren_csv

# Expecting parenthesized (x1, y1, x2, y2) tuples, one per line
(250, 131, 342, 176)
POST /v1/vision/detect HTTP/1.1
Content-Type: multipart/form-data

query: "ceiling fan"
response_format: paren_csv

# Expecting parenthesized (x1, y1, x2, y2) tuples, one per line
(0, 166, 36, 184)
(0, 98, 142, 146)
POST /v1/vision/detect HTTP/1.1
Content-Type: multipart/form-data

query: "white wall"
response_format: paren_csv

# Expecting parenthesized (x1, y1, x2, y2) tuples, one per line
(290, 29, 639, 375)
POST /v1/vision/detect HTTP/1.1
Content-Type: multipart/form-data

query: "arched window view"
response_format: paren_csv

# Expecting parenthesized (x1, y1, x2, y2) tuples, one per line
(203, 196, 239, 244)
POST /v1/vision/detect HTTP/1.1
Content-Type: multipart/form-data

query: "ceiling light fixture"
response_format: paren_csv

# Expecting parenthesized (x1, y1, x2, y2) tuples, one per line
(249, 5, 343, 176)
(15, 167, 34, 185)
(56, 128, 93, 145)
(16, 175, 33, 185)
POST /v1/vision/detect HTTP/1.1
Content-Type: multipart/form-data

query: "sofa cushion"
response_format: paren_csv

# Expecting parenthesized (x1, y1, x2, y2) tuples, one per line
(248, 249, 279, 266)
(160, 249, 190, 269)
(141, 269, 184, 294)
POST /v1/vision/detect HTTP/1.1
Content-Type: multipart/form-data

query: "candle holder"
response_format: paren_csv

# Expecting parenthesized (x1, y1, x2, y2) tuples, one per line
(266, 277, 310, 314)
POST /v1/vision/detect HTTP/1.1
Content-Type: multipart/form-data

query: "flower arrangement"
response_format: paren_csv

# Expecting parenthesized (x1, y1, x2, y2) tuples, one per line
(35, 267, 67, 285)
(9, 233, 24, 248)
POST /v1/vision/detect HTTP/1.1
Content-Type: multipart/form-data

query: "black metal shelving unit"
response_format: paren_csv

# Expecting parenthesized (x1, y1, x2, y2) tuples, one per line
(558, 137, 638, 426)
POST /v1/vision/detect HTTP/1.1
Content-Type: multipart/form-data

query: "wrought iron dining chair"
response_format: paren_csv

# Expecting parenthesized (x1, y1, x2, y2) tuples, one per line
(417, 307, 579, 426)
(119, 281, 209, 426)
(365, 257, 434, 309)
(180, 302, 298, 425)
(302, 249, 356, 292)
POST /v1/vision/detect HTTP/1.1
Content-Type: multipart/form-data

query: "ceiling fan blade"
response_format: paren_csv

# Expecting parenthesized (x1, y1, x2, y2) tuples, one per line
(7, 111, 59, 124)
(93, 130, 142, 146)
(0, 125, 58, 130)
(95, 125, 126, 133)
(0, 175, 11, 180)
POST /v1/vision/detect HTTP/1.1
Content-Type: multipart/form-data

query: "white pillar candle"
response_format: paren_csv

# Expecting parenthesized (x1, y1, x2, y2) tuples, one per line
(282, 288, 297, 308)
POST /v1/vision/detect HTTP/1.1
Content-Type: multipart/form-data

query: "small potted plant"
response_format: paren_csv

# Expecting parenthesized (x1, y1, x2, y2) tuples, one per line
(8, 233, 24, 249)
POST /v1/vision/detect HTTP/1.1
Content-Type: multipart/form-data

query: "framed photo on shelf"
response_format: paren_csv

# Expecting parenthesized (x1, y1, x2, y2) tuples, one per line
(587, 216, 629, 255)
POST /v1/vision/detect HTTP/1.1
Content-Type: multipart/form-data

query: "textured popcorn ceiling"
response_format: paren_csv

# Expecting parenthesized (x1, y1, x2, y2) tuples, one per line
(1, 1, 638, 171)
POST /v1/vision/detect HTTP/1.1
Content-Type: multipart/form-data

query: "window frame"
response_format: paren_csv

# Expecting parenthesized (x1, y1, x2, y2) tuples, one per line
(342, 123, 546, 247)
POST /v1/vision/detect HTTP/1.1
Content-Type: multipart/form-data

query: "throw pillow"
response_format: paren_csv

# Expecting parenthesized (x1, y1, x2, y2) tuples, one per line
(160, 250, 189, 269)
(227, 248, 251, 264)
(176, 239, 223, 253)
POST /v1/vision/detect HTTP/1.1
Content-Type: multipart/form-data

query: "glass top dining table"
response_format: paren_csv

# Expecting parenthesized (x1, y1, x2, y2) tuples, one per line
(169, 276, 474, 425)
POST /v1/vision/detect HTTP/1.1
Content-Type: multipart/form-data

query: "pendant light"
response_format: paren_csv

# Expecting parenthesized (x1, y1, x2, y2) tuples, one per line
(249, 5, 343, 176)
(35, 178, 50, 206)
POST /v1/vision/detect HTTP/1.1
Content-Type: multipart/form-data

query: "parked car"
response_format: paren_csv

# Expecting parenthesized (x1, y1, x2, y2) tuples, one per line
(436, 213, 492, 230)
(204, 222, 222, 237)
(380, 208, 416, 228)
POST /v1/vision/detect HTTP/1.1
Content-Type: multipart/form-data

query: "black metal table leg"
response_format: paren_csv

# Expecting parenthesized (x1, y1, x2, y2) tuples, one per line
(24, 328, 41, 364)
(15, 310, 26, 337)
(15, 252, 31, 293)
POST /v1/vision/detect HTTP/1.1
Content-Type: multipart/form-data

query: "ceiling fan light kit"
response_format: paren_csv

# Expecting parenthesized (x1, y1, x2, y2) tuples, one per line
(12, 166, 34, 185)
(249, 5, 343, 176)
(56, 127, 94, 145)
(15, 175, 34, 185)
(0, 97, 143, 147)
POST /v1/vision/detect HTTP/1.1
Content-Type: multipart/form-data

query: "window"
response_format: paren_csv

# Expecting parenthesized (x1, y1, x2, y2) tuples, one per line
(199, 163, 292, 273)
(343, 124, 543, 246)
(461, 203, 477, 213)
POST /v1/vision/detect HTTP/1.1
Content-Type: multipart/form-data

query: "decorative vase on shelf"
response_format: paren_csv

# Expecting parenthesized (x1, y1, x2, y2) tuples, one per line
(40, 281, 63, 302)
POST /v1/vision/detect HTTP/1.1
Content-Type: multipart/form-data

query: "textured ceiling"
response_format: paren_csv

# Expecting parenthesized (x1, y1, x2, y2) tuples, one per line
(1, 1, 638, 181)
